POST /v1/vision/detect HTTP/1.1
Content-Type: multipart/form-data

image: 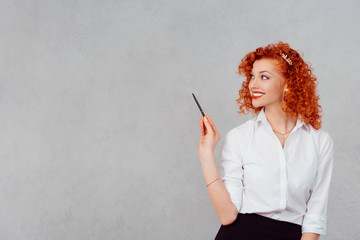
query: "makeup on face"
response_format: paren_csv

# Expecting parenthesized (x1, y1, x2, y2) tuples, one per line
(248, 59, 286, 108)
(249, 72, 268, 99)
(249, 70, 272, 99)
(252, 91, 265, 99)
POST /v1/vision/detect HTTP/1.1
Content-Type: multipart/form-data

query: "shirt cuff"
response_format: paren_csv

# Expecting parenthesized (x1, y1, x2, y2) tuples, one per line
(302, 213, 327, 235)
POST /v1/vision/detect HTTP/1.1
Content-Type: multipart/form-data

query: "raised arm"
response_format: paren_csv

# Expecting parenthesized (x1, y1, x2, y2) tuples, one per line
(198, 114, 238, 225)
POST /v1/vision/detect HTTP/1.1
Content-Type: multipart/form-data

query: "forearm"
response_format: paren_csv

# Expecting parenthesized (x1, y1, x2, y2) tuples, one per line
(301, 233, 320, 240)
(199, 151, 238, 225)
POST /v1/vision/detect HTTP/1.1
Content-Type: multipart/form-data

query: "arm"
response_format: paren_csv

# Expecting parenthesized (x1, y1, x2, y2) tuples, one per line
(302, 133, 334, 236)
(199, 151, 238, 225)
(198, 115, 238, 225)
(301, 233, 320, 240)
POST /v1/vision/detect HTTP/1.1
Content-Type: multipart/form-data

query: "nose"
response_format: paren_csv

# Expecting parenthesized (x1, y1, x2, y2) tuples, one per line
(249, 76, 259, 91)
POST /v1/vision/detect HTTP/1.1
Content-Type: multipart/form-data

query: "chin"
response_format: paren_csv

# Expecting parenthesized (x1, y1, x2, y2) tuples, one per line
(251, 101, 264, 108)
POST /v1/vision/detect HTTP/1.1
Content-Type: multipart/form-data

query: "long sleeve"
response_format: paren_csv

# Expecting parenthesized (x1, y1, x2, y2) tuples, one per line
(219, 129, 244, 212)
(302, 133, 334, 235)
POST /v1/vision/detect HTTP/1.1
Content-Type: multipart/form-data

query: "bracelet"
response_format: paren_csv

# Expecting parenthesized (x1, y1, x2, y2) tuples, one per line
(206, 177, 220, 187)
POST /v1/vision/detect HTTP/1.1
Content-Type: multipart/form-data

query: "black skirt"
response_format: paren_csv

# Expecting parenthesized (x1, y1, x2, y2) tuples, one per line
(214, 213, 302, 240)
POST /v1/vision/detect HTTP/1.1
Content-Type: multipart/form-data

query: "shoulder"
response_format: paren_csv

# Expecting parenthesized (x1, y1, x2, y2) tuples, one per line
(220, 119, 254, 158)
(224, 118, 254, 140)
(308, 126, 334, 159)
(222, 118, 255, 152)
(308, 126, 333, 145)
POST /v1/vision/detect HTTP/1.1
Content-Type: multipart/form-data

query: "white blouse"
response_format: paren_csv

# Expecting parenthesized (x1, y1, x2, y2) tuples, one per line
(219, 107, 334, 235)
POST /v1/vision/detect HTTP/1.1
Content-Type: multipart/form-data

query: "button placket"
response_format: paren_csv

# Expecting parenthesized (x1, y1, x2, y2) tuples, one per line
(279, 146, 287, 210)
(279, 127, 299, 210)
(278, 129, 298, 210)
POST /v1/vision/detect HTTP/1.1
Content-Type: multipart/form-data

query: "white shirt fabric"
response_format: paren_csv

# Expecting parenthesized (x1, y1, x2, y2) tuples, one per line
(219, 107, 334, 235)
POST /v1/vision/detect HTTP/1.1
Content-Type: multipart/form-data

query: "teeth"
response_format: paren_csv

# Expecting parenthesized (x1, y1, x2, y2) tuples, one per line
(253, 93, 264, 96)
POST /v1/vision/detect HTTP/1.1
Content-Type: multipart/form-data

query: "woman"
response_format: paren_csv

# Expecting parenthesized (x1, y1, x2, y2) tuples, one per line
(198, 41, 334, 240)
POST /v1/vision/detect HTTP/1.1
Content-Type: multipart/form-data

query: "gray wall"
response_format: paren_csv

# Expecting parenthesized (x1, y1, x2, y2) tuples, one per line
(0, 0, 359, 239)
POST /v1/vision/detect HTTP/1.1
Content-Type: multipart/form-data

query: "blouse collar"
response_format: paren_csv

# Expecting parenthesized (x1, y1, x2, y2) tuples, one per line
(254, 107, 310, 133)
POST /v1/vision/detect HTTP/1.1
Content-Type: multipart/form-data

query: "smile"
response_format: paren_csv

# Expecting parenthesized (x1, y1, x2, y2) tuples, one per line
(252, 93, 265, 99)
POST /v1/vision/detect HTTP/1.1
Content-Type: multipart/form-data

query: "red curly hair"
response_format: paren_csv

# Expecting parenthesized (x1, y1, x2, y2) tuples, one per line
(236, 41, 322, 130)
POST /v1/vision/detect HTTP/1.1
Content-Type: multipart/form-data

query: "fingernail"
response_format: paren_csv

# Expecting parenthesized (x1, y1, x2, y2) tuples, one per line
(204, 116, 208, 122)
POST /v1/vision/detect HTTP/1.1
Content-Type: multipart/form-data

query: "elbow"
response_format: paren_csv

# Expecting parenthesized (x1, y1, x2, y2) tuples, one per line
(220, 210, 238, 226)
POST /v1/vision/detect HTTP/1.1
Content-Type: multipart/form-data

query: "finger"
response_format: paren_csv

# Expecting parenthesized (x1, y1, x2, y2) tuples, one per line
(201, 116, 210, 135)
(205, 114, 218, 133)
(203, 115, 214, 134)
(199, 117, 205, 136)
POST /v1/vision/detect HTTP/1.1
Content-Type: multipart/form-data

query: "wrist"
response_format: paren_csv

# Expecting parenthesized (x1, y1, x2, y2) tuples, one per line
(199, 149, 214, 159)
(206, 176, 220, 187)
(199, 152, 217, 170)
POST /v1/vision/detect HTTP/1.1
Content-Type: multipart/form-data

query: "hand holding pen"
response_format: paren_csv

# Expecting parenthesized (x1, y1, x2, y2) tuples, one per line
(192, 93, 221, 156)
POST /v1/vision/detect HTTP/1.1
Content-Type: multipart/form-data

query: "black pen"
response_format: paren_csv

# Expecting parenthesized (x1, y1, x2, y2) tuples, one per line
(192, 93, 205, 117)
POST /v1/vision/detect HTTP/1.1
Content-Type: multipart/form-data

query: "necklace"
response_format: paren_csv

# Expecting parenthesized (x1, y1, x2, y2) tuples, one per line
(271, 123, 296, 143)
(272, 127, 294, 136)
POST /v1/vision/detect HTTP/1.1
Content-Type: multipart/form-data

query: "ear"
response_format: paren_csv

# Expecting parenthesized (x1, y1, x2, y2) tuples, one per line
(283, 83, 288, 93)
(282, 83, 289, 99)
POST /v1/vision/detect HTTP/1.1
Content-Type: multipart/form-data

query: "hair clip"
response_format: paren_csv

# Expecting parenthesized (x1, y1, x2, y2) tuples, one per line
(279, 51, 292, 65)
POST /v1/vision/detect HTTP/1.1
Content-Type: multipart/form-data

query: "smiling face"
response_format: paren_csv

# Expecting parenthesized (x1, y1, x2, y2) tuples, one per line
(248, 58, 287, 109)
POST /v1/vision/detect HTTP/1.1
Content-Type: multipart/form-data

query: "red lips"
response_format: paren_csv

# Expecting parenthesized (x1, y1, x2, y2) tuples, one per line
(252, 91, 265, 99)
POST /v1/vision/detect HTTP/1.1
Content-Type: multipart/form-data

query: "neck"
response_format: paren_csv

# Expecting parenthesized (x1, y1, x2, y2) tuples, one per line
(263, 105, 297, 133)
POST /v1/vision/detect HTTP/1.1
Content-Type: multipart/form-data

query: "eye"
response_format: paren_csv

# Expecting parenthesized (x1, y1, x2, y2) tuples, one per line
(261, 75, 269, 80)
(250, 74, 254, 79)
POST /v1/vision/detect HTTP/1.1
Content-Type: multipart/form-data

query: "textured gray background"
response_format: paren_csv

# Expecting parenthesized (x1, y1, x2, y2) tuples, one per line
(0, 0, 359, 239)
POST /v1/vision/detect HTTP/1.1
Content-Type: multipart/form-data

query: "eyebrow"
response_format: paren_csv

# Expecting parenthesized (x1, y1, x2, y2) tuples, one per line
(250, 71, 273, 75)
